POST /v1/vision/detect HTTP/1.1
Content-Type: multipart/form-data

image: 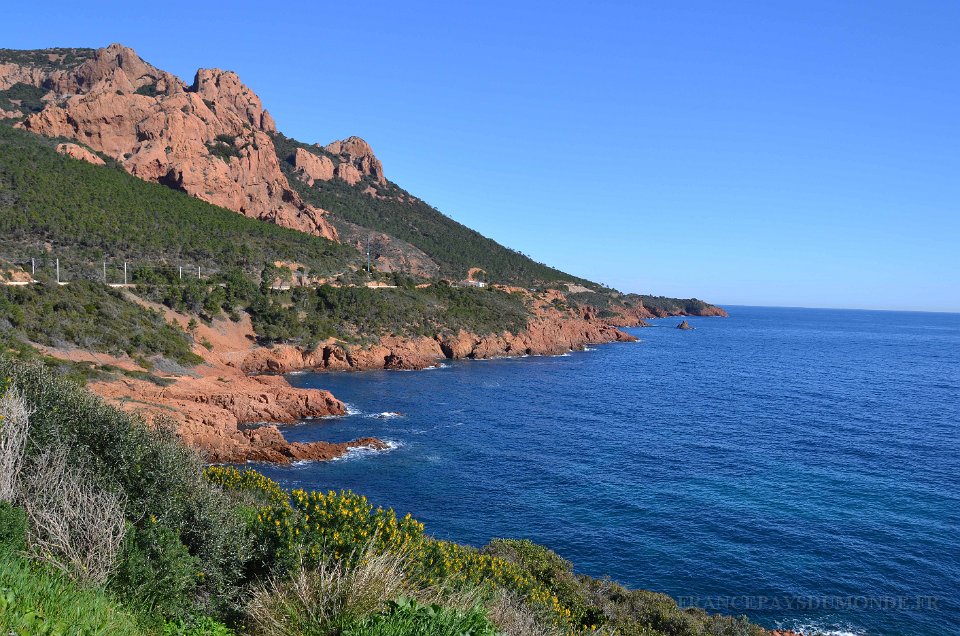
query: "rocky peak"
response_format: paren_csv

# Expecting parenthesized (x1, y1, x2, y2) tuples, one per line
(324, 135, 385, 184)
(73, 43, 164, 91)
(191, 68, 275, 132)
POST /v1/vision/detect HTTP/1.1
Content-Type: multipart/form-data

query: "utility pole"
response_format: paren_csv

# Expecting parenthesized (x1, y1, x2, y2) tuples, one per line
(123, 261, 127, 286)
(366, 234, 371, 273)
(56, 258, 60, 284)
(198, 265, 201, 280)
(179, 265, 182, 280)
(103, 261, 107, 283)
(31, 258, 35, 277)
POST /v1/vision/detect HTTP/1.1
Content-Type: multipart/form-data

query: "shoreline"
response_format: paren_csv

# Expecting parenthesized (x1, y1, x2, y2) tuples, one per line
(42, 298, 724, 464)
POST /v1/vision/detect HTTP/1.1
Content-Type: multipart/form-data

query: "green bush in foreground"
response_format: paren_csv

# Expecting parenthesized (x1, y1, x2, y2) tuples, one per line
(1, 357, 253, 624)
(344, 597, 498, 636)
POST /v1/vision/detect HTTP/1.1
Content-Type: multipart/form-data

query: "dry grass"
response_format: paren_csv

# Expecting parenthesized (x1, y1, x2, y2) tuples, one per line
(247, 547, 408, 636)
(0, 386, 31, 503)
(484, 589, 566, 636)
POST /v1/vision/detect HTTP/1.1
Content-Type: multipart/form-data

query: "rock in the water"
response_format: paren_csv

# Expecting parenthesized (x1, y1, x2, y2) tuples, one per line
(677, 320, 694, 330)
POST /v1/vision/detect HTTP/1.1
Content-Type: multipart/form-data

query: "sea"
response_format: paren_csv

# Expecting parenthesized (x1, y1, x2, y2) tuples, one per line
(255, 306, 960, 635)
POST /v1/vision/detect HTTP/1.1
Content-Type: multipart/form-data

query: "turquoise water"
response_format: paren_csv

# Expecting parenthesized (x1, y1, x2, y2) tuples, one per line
(257, 307, 960, 635)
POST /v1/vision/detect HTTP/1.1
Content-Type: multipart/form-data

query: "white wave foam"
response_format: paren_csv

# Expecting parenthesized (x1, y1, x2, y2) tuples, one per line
(332, 440, 402, 462)
(583, 346, 596, 352)
(776, 621, 867, 636)
(422, 363, 450, 370)
(345, 403, 363, 416)
(367, 411, 403, 419)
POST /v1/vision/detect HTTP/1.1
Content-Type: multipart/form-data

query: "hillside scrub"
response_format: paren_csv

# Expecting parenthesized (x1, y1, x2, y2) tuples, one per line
(0, 279, 203, 366)
(133, 267, 532, 344)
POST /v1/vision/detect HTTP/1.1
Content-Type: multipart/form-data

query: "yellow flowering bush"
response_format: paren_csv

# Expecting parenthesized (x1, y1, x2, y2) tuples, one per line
(204, 467, 588, 631)
(204, 466, 288, 507)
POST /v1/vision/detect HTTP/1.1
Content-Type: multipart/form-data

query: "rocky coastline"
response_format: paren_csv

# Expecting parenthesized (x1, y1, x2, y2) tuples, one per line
(39, 299, 722, 465)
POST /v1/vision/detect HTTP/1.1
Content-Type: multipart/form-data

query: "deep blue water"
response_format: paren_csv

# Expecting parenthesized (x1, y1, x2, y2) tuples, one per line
(257, 307, 960, 635)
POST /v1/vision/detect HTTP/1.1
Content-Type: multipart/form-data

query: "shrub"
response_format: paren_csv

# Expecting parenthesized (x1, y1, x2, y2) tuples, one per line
(135, 82, 159, 97)
(0, 280, 203, 366)
(209, 468, 578, 631)
(483, 590, 561, 636)
(20, 447, 127, 585)
(0, 501, 27, 553)
(0, 357, 254, 619)
(111, 522, 200, 622)
(483, 539, 601, 627)
(0, 385, 30, 502)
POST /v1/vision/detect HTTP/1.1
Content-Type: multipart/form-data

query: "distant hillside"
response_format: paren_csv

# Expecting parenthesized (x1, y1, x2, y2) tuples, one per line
(273, 133, 594, 287)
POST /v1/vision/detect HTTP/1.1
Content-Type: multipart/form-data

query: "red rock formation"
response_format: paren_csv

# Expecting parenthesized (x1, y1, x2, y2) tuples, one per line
(237, 309, 638, 374)
(55, 143, 105, 165)
(90, 371, 362, 464)
(324, 136, 386, 184)
(8, 43, 338, 241)
(293, 147, 335, 185)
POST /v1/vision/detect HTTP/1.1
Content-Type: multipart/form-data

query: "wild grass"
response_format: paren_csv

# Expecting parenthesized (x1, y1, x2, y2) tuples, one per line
(246, 547, 407, 636)
(0, 549, 143, 636)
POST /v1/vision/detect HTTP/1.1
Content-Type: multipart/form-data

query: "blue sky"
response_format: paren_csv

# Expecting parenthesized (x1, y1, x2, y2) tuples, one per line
(3, 1, 958, 311)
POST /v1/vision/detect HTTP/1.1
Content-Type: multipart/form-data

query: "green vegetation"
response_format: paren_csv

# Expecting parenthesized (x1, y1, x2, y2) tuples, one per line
(0, 47, 95, 71)
(0, 280, 201, 366)
(133, 266, 531, 344)
(637, 295, 720, 316)
(345, 598, 498, 636)
(0, 123, 722, 354)
(0, 357, 761, 635)
(250, 281, 530, 344)
(273, 133, 593, 287)
(135, 82, 160, 98)
(206, 134, 242, 162)
(0, 550, 144, 636)
(0, 83, 48, 118)
(0, 125, 358, 280)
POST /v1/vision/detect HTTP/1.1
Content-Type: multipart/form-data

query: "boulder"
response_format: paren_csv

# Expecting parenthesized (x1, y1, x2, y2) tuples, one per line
(55, 143, 105, 165)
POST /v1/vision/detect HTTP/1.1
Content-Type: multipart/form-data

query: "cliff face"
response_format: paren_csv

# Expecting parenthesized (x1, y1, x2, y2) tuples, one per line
(4, 44, 337, 241)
